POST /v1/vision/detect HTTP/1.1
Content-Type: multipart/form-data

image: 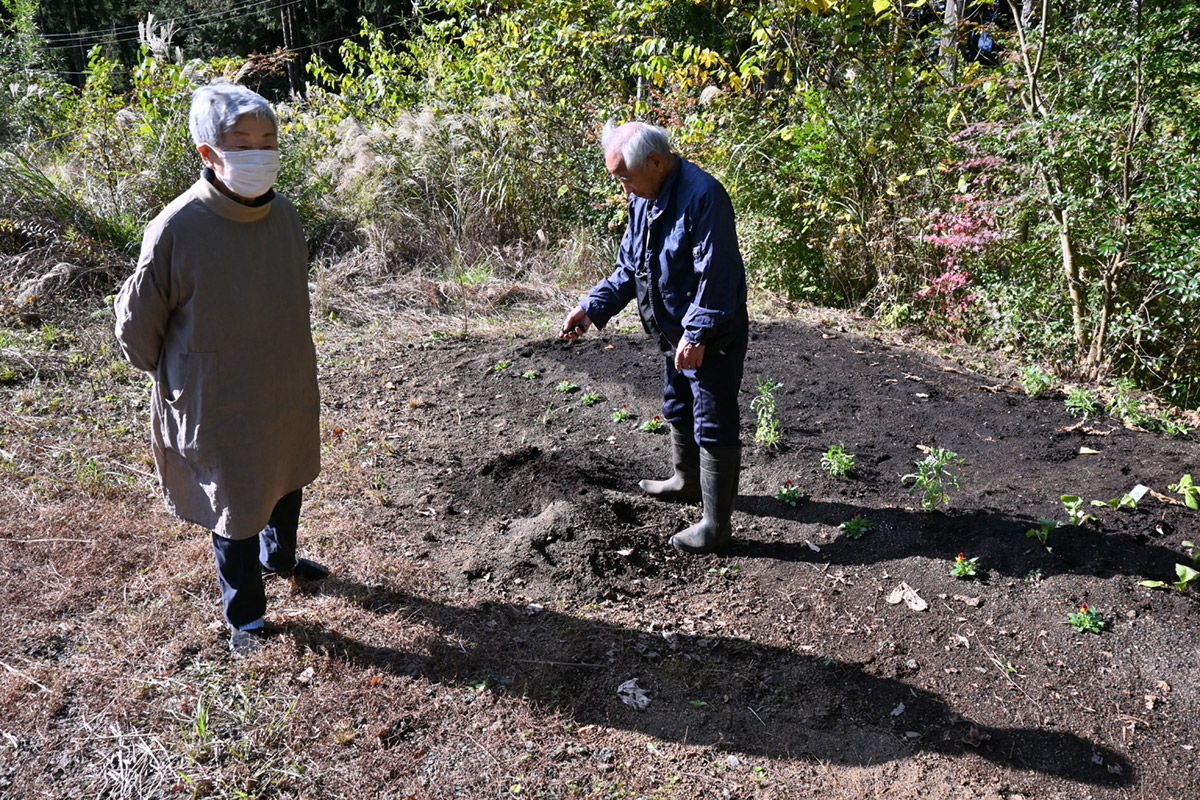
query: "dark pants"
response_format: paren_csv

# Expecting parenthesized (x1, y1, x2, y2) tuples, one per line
(210, 489, 302, 631)
(661, 324, 748, 447)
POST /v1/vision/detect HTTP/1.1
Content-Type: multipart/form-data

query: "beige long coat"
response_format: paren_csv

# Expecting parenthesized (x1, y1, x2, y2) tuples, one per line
(114, 177, 320, 540)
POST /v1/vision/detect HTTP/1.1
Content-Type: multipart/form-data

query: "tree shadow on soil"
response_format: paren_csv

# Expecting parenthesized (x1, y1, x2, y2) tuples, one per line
(289, 579, 1132, 788)
(736, 494, 1184, 582)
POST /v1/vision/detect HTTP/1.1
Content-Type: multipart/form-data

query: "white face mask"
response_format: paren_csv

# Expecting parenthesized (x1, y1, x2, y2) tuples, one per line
(210, 147, 281, 199)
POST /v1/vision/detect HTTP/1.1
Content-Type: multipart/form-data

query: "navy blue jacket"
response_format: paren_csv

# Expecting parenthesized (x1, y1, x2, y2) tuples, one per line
(582, 157, 747, 348)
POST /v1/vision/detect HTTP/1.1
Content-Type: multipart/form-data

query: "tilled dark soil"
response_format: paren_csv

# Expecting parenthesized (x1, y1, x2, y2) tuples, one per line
(310, 317, 1200, 798)
(2, 313, 1199, 799)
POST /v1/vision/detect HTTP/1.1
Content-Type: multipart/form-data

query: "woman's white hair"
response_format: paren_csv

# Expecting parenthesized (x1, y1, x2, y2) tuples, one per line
(602, 120, 672, 170)
(188, 84, 278, 148)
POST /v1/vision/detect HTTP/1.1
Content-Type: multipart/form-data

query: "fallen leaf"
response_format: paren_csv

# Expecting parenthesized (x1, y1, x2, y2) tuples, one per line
(295, 666, 315, 685)
(1156, 680, 1171, 695)
(953, 594, 983, 608)
(885, 582, 928, 611)
(1144, 694, 1158, 710)
(617, 678, 650, 710)
(604, 344, 615, 350)
(1150, 490, 1182, 506)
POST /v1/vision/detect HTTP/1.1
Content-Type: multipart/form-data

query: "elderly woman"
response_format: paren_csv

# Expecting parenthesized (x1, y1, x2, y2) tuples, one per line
(114, 84, 324, 656)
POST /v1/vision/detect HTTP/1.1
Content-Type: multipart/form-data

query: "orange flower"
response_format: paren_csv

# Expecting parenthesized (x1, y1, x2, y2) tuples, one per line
(1081, 604, 1089, 613)
(956, 552, 965, 562)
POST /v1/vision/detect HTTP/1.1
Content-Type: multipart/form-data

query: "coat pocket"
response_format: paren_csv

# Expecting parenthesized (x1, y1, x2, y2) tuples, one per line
(158, 351, 215, 457)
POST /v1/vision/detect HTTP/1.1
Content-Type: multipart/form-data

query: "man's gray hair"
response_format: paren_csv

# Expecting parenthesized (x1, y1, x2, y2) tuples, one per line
(188, 84, 278, 148)
(602, 120, 672, 170)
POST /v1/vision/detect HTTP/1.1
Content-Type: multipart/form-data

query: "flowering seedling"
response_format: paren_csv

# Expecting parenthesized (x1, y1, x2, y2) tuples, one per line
(557, 379, 579, 393)
(522, 368, 538, 380)
(640, 415, 666, 433)
(1026, 518, 1057, 549)
(493, 360, 509, 371)
(1061, 495, 1097, 526)
(821, 444, 855, 479)
(902, 448, 962, 510)
(1168, 474, 1199, 510)
(1139, 563, 1200, 593)
(839, 515, 874, 539)
(1066, 604, 1107, 634)
(950, 552, 979, 578)
(580, 388, 600, 406)
(776, 479, 804, 507)
(611, 404, 632, 422)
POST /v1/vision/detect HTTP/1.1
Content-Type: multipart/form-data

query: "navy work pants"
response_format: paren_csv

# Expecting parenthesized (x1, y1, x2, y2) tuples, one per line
(661, 324, 748, 447)
(210, 489, 302, 631)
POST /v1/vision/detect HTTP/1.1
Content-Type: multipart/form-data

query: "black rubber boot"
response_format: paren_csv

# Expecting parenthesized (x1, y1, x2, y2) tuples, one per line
(638, 424, 701, 502)
(669, 444, 740, 554)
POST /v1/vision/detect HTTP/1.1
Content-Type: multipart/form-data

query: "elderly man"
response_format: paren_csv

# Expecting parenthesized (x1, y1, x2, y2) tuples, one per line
(561, 121, 748, 554)
(114, 84, 324, 656)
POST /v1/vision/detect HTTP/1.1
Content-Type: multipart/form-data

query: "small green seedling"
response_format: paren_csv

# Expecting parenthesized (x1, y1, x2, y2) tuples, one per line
(493, 360, 509, 371)
(1061, 495, 1097, 526)
(522, 368, 538, 380)
(1026, 518, 1057, 548)
(902, 448, 963, 510)
(1064, 386, 1097, 420)
(707, 564, 740, 579)
(820, 444, 855, 479)
(751, 375, 781, 449)
(611, 404, 632, 422)
(839, 515, 874, 539)
(1156, 414, 1191, 438)
(950, 552, 979, 578)
(1139, 563, 1200, 593)
(776, 479, 803, 507)
(1067, 604, 1107, 634)
(1019, 364, 1053, 397)
(689, 700, 708, 709)
(580, 388, 600, 406)
(557, 379, 578, 393)
(1168, 474, 1199, 510)
(640, 415, 666, 433)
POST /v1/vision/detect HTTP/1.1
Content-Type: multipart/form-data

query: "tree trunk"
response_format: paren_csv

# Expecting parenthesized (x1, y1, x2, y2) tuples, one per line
(940, 0, 964, 83)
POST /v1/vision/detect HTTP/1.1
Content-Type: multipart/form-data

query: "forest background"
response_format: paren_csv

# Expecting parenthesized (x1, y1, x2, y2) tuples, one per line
(1, 0, 1199, 411)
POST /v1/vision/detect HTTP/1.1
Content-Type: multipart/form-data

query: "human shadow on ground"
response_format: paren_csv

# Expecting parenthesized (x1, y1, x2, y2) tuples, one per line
(733, 493, 1185, 582)
(290, 578, 1131, 788)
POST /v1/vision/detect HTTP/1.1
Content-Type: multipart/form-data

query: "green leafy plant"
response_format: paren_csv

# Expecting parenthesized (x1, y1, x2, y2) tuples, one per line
(557, 379, 578, 393)
(750, 375, 781, 449)
(689, 700, 708, 709)
(1019, 364, 1054, 397)
(839, 515, 874, 540)
(776, 478, 803, 507)
(522, 368, 538, 380)
(902, 448, 962, 510)
(1138, 563, 1200, 593)
(1066, 604, 1108, 634)
(1168, 474, 1199, 510)
(950, 552, 979, 579)
(1064, 386, 1097, 420)
(820, 443, 855, 479)
(579, 387, 600, 406)
(1026, 518, 1058, 548)
(1096, 493, 1138, 511)
(707, 564, 740, 579)
(1061, 495, 1097, 526)
(640, 415, 666, 433)
(493, 360, 509, 371)
(1105, 378, 1151, 428)
(611, 404, 632, 422)
(1155, 415, 1191, 438)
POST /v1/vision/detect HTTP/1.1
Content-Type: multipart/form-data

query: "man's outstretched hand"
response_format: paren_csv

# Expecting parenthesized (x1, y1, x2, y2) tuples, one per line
(560, 306, 592, 340)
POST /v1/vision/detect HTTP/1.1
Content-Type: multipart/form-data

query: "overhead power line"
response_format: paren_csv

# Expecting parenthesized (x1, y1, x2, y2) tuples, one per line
(39, 0, 300, 50)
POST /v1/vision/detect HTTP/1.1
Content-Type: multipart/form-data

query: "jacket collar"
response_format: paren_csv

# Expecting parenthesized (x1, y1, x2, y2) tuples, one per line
(194, 173, 274, 223)
(647, 155, 683, 222)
